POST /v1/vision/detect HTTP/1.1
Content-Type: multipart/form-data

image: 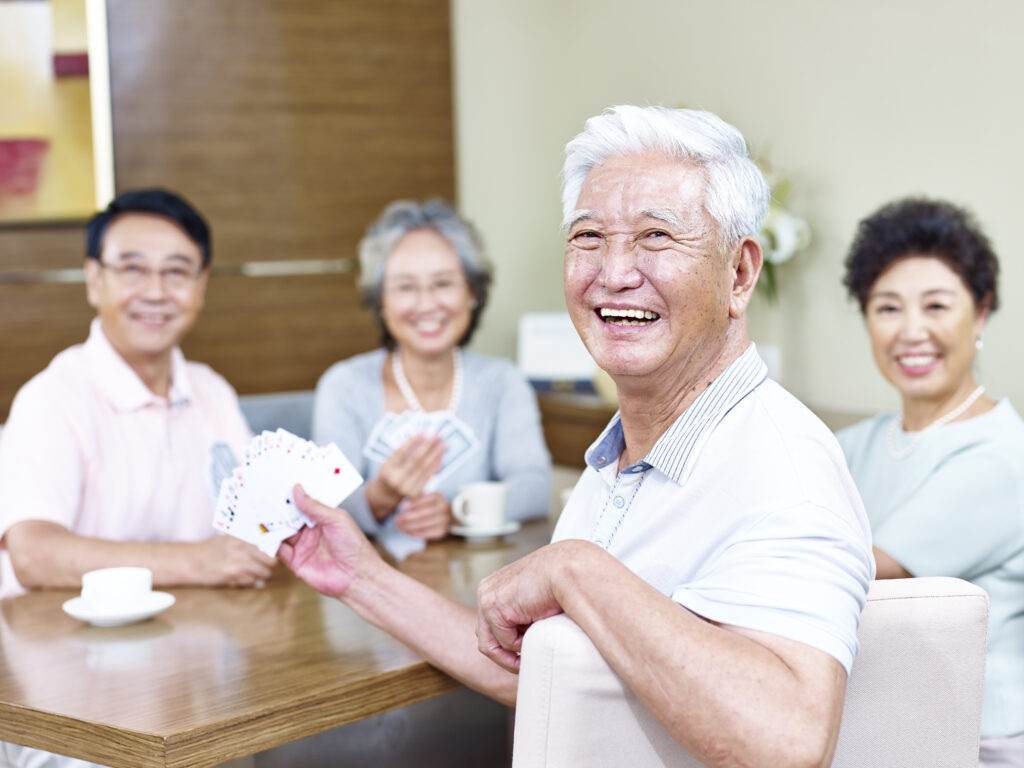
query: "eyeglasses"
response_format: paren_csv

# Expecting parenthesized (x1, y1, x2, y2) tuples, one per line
(382, 277, 468, 302)
(99, 261, 203, 291)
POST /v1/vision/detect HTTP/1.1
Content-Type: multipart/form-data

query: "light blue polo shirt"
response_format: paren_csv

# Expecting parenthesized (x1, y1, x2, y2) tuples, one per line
(838, 400, 1024, 739)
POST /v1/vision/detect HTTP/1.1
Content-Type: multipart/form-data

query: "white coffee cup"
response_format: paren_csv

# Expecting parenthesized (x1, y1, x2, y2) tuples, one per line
(81, 566, 153, 613)
(452, 481, 508, 531)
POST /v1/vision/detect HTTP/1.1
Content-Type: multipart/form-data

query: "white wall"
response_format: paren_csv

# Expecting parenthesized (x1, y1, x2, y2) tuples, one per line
(452, 0, 1024, 414)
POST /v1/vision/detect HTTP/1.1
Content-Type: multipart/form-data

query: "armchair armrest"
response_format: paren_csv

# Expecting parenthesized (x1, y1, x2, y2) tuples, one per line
(513, 577, 989, 768)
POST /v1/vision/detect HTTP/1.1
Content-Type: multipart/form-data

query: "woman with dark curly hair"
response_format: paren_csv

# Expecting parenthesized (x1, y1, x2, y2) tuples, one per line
(837, 198, 1024, 766)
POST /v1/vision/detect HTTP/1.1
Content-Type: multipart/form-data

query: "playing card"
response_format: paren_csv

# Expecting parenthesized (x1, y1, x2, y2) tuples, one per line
(430, 414, 479, 486)
(362, 410, 480, 492)
(212, 430, 363, 555)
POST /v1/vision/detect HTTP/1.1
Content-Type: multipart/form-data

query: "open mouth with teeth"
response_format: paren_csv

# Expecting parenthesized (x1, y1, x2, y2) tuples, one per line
(598, 307, 660, 326)
(898, 354, 937, 367)
(131, 312, 174, 324)
(896, 353, 940, 374)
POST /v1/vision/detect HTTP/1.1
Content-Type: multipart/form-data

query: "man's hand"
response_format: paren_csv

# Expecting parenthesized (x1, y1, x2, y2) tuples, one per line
(278, 484, 383, 599)
(191, 535, 277, 587)
(5, 519, 279, 590)
(475, 541, 581, 671)
(395, 492, 452, 541)
(365, 434, 446, 520)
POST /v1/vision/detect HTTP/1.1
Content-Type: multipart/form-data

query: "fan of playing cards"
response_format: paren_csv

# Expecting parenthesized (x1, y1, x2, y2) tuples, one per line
(212, 429, 363, 556)
(363, 410, 480, 491)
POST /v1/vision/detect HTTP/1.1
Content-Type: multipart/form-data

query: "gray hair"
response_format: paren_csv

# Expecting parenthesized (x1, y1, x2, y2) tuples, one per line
(357, 198, 493, 348)
(561, 105, 770, 246)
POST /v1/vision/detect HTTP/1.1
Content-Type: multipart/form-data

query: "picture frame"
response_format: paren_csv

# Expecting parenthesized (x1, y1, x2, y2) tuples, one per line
(0, 0, 115, 226)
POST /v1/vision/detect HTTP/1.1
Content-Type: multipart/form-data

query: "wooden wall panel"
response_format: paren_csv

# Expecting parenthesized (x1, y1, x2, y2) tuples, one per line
(0, 0, 454, 420)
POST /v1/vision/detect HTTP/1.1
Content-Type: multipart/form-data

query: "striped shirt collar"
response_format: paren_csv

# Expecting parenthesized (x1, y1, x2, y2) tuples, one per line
(585, 343, 768, 484)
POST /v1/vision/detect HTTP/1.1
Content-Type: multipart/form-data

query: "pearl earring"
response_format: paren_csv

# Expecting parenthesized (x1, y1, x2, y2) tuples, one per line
(976, 336, 984, 350)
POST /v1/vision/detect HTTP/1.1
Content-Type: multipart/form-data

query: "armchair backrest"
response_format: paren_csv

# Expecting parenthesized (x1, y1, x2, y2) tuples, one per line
(513, 577, 989, 768)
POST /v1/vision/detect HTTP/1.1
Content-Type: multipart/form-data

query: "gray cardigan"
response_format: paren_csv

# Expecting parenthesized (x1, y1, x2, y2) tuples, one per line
(312, 348, 552, 533)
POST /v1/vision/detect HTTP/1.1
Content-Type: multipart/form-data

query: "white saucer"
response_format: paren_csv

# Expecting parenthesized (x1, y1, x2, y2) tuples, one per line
(450, 521, 521, 541)
(62, 591, 176, 627)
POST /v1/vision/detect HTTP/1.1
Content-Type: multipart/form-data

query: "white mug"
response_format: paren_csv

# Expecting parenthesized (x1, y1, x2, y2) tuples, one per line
(81, 566, 153, 613)
(452, 481, 508, 531)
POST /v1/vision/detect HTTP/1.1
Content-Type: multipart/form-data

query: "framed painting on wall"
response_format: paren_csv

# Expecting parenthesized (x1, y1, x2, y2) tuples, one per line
(0, 0, 114, 225)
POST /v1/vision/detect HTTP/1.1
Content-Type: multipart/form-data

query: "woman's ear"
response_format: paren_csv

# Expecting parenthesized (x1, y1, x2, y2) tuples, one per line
(974, 290, 994, 336)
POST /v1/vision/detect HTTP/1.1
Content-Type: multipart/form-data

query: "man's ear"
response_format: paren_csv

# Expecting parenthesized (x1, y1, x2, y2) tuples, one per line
(195, 266, 210, 310)
(729, 236, 763, 319)
(84, 258, 102, 310)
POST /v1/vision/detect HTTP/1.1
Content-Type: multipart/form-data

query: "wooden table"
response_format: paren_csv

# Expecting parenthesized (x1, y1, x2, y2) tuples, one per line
(0, 520, 553, 768)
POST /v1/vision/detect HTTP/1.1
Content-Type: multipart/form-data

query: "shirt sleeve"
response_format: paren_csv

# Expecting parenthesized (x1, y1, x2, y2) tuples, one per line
(873, 448, 1023, 581)
(311, 362, 380, 533)
(0, 379, 85, 542)
(672, 502, 874, 675)
(489, 364, 552, 522)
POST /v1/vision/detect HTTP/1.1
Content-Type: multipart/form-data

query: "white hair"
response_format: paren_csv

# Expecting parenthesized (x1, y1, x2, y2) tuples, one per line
(561, 105, 770, 245)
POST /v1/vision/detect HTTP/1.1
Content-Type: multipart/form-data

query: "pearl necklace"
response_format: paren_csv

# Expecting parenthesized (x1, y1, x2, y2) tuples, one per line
(886, 385, 986, 460)
(391, 348, 462, 413)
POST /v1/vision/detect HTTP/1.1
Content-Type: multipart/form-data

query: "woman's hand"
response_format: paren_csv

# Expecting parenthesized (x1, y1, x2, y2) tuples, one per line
(365, 433, 446, 520)
(394, 492, 453, 541)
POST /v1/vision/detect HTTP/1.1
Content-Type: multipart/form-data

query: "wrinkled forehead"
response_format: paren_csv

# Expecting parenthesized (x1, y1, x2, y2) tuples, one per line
(565, 153, 709, 230)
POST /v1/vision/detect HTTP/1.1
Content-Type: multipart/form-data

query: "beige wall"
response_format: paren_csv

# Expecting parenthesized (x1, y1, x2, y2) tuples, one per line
(452, 0, 1024, 415)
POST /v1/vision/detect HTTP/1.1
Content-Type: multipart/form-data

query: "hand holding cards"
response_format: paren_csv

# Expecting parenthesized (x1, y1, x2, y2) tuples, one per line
(213, 429, 363, 556)
(364, 410, 479, 491)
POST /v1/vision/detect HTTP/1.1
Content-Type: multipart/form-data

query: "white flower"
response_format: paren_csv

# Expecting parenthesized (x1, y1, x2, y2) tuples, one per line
(758, 206, 811, 265)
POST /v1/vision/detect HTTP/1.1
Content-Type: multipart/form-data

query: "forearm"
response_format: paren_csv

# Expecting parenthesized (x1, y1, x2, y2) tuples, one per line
(872, 545, 912, 579)
(364, 477, 401, 523)
(346, 562, 519, 705)
(551, 542, 844, 768)
(6, 521, 208, 589)
(494, 379, 553, 525)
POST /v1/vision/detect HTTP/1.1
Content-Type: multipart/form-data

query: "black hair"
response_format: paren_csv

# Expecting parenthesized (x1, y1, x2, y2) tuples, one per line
(843, 198, 998, 313)
(86, 188, 211, 266)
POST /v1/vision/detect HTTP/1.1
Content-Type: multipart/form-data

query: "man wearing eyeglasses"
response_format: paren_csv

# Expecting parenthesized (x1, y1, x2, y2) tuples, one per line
(0, 188, 276, 598)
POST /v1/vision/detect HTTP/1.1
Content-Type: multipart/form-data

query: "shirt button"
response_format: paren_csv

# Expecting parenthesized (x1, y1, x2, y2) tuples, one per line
(596, 455, 607, 466)
(612, 496, 625, 508)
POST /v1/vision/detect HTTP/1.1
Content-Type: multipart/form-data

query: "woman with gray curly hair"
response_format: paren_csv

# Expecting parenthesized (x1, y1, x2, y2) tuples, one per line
(312, 199, 551, 542)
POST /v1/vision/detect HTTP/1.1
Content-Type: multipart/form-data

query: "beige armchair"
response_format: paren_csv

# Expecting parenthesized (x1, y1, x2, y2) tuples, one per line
(513, 577, 988, 767)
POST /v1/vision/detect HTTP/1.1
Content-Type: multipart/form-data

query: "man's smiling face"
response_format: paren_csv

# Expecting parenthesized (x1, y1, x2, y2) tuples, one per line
(563, 152, 735, 387)
(85, 212, 208, 371)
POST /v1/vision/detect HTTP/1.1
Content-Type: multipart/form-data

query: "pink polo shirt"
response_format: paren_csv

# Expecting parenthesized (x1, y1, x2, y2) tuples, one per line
(0, 319, 252, 597)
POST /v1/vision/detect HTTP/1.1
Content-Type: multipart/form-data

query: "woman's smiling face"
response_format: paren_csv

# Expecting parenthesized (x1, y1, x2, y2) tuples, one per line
(380, 229, 473, 358)
(865, 255, 988, 409)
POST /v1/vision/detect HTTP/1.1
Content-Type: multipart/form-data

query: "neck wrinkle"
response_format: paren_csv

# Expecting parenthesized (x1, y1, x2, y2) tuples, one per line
(128, 356, 173, 399)
(615, 328, 749, 467)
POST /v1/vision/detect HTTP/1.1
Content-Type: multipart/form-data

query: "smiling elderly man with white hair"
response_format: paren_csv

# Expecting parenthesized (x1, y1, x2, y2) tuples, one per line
(279, 105, 874, 768)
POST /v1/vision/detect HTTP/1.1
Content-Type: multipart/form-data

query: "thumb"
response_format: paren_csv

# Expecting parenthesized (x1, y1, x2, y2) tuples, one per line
(292, 483, 340, 523)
